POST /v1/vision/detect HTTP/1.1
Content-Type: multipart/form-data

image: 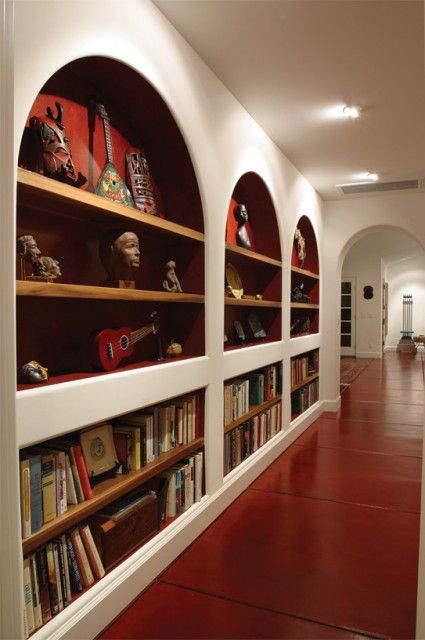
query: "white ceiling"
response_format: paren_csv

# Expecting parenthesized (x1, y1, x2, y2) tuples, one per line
(155, 0, 425, 201)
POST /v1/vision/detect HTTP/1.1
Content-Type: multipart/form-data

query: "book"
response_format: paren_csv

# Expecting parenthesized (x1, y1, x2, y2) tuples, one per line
(65, 534, 83, 594)
(194, 451, 203, 502)
(41, 452, 57, 523)
(71, 444, 93, 500)
(22, 556, 35, 635)
(46, 542, 59, 615)
(114, 425, 141, 470)
(64, 453, 78, 505)
(61, 534, 72, 604)
(80, 423, 118, 478)
(20, 458, 31, 539)
(80, 524, 105, 580)
(55, 450, 67, 516)
(35, 547, 52, 624)
(52, 541, 64, 611)
(113, 429, 132, 474)
(70, 528, 94, 588)
(29, 553, 43, 630)
(28, 454, 43, 534)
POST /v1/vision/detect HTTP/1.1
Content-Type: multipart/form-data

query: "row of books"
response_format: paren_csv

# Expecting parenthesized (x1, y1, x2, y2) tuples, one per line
(114, 394, 200, 473)
(291, 350, 319, 387)
(291, 378, 319, 416)
(158, 451, 203, 520)
(224, 364, 282, 427)
(23, 523, 104, 638)
(19, 394, 202, 539)
(224, 402, 282, 474)
(20, 442, 93, 539)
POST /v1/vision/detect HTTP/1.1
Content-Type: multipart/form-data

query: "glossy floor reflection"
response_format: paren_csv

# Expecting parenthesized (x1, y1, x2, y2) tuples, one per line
(99, 352, 423, 640)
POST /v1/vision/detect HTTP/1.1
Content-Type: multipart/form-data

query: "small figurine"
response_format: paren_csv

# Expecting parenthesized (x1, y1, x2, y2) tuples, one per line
(162, 260, 183, 293)
(294, 227, 306, 268)
(247, 313, 267, 339)
(21, 360, 48, 384)
(291, 282, 311, 303)
(234, 203, 251, 250)
(29, 101, 86, 187)
(290, 316, 311, 336)
(99, 229, 141, 287)
(165, 339, 183, 357)
(126, 147, 158, 215)
(17, 234, 61, 281)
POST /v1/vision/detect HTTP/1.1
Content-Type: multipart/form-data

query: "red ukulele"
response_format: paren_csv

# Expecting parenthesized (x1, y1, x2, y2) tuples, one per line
(90, 312, 160, 371)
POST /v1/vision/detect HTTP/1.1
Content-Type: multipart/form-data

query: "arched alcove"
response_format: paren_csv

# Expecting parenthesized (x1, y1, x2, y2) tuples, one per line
(290, 214, 319, 337)
(16, 56, 205, 386)
(224, 172, 282, 349)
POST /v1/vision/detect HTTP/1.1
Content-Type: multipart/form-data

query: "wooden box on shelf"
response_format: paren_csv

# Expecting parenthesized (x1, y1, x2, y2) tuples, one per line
(88, 492, 158, 571)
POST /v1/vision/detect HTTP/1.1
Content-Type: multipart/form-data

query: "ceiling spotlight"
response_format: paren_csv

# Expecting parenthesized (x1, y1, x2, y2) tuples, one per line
(360, 172, 379, 181)
(342, 105, 360, 119)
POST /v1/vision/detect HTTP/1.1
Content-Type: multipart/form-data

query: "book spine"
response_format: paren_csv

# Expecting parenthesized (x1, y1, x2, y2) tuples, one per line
(61, 534, 72, 604)
(64, 453, 78, 505)
(65, 533, 83, 594)
(22, 556, 35, 635)
(52, 541, 64, 611)
(72, 445, 93, 500)
(80, 524, 106, 580)
(35, 547, 52, 624)
(71, 528, 94, 587)
(29, 455, 43, 533)
(46, 542, 59, 615)
(29, 553, 43, 630)
(41, 453, 57, 523)
(68, 447, 84, 503)
(20, 459, 31, 539)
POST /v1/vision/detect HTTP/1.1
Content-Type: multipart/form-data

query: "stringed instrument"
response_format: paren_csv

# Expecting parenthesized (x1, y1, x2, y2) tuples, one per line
(95, 101, 134, 207)
(90, 312, 160, 371)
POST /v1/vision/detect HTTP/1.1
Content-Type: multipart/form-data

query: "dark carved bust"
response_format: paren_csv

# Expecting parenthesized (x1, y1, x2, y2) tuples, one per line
(234, 203, 251, 250)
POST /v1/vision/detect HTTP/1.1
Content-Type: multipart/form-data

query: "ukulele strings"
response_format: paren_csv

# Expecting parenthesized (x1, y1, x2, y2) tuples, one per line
(106, 325, 153, 351)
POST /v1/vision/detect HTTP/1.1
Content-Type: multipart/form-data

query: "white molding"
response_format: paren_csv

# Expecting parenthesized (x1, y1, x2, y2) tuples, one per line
(356, 351, 382, 359)
(321, 396, 341, 413)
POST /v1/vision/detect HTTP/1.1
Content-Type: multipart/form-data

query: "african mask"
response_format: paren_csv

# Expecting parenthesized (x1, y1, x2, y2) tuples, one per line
(30, 101, 86, 187)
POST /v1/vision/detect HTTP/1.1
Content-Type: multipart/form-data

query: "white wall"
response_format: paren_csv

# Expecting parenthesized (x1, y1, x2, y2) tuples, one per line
(322, 192, 425, 406)
(341, 230, 423, 357)
(3, 1, 325, 638)
(385, 251, 425, 348)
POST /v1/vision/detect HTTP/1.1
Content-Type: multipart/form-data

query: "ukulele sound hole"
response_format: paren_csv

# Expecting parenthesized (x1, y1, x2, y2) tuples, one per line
(120, 335, 130, 350)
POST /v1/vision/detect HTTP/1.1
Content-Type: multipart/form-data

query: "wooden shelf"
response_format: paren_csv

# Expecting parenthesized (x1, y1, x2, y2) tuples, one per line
(290, 372, 319, 393)
(18, 168, 204, 244)
(225, 296, 281, 308)
(225, 243, 282, 267)
(22, 438, 204, 555)
(224, 396, 281, 434)
(16, 280, 205, 304)
(291, 265, 319, 280)
(290, 302, 319, 309)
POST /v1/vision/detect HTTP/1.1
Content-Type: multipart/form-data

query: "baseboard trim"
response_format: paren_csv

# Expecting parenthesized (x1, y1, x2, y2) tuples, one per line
(356, 351, 382, 359)
(322, 396, 341, 412)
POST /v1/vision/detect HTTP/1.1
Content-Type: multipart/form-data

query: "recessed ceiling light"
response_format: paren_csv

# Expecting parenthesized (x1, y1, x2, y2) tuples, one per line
(360, 172, 379, 181)
(342, 105, 360, 119)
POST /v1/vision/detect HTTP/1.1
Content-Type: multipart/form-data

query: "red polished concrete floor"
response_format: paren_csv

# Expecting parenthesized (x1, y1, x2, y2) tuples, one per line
(100, 352, 423, 640)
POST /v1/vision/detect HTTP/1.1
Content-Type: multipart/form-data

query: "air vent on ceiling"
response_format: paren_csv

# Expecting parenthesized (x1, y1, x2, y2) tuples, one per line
(336, 179, 424, 195)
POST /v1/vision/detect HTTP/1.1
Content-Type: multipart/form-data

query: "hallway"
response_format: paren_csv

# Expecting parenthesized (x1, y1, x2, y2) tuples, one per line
(100, 352, 423, 639)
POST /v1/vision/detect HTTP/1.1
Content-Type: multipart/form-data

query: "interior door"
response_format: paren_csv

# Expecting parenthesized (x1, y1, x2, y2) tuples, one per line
(341, 278, 355, 356)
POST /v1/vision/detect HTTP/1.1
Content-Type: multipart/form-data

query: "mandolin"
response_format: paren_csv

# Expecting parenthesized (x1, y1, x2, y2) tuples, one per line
(90, 312, 160, 371)
(95, 101, 134, 207)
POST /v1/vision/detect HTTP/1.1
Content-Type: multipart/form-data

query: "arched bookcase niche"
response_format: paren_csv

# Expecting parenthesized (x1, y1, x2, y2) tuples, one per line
(224, 172, 282, 350)
(290, 214, 320, 338)
(16, 56, 205, 389)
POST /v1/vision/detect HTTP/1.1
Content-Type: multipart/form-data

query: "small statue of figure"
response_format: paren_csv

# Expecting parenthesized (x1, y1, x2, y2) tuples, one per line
(234, 203, 251, 250)
(17, 234, 61, 281)
(99, 229, 141, 287)
(126, 147, 158, 215)
(163, 260, 183, 293)
(21, 360, 48, 384)
(291, 282, 311, 303)
(294, 227, 306, 268)
(29, 101, 86, 187)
